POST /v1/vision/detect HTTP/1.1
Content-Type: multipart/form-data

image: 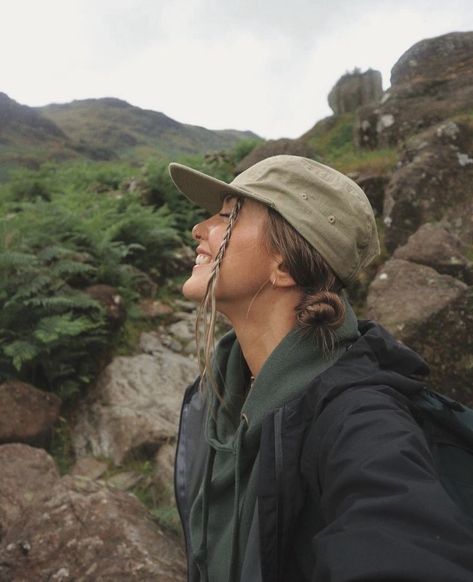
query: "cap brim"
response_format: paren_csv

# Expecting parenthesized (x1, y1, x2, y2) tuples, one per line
(168, 162, 252, 215)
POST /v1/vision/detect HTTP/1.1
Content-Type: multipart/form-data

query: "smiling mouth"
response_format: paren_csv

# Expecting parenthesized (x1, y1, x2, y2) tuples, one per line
(195, 254, 213, 265)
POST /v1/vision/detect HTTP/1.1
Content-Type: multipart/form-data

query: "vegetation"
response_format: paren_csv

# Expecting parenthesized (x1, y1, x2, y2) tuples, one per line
(0, 135, 261, 401)
(304, 113, 398, 174)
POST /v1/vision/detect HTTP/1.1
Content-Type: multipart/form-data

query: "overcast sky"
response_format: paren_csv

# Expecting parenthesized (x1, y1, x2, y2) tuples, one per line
(2, 0, 473, 139)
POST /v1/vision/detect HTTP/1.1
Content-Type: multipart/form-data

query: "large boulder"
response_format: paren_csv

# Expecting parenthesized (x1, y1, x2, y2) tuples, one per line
(393, 222, 473, 284)
(0, 444, 60, 538)
(367, 259, 473, 405)
(0, 381, 61, 446)
(72, 333, 198, 464)
(328, 69, 383, 115)
(383, 120, 473, 252)
(0, 476, 186, 581)
(357, 31, 473, 148)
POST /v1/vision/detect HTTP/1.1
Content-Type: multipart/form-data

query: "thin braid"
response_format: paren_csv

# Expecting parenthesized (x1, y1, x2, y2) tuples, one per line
(196, 197, 244, 398)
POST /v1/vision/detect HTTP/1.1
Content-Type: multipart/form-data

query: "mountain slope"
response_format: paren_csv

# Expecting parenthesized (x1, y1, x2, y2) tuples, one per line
(0, 92, 259, 180)
(38, 98, 258, 160)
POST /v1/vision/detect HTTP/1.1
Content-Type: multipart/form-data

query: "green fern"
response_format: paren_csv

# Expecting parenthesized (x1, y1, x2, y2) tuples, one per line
(34, 314, 100, 344)
(3, 340, 40, 370)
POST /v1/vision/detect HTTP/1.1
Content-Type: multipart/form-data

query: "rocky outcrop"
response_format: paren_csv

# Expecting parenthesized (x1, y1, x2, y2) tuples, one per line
(383, 120, 473, 252)
(328, 69, 383, 115)
(357, 32, 473, 148)
(0, 444, 60, 537)
(0, 475, 186, 581)
(0, 381, 61, 446)
(367, 259, 473, 405)
(72, 333, 198, 464)
(393, 223, 473, 284)
(235, 138, 314, 174)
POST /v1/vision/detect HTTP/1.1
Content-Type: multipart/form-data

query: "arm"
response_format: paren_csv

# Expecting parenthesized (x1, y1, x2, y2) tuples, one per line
(306, 386, 473, 582)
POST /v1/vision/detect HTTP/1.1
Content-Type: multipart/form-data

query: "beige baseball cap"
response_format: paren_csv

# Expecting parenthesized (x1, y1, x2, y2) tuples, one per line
(168, 155, 379, 285)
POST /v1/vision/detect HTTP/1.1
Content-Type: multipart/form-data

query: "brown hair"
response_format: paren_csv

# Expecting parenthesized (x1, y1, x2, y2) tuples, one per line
(264, 206, 345, 351)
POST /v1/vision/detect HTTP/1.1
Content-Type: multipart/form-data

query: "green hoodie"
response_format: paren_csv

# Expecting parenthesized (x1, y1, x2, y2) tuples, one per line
(189, 301, 359, 582)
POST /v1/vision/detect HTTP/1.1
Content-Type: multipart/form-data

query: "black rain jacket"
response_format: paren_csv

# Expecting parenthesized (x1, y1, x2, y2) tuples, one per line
(174, 321, 473, 581)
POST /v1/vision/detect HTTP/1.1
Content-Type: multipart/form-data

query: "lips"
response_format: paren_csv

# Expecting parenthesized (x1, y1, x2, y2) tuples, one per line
(195, 246, 213, 266)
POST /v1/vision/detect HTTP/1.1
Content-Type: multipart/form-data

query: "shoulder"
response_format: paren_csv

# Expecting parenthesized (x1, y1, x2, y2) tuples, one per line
(300, 384, 435, 492)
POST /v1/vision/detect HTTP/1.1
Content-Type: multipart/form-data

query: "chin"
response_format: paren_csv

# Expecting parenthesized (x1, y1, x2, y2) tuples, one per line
(182, 277, 205, 303)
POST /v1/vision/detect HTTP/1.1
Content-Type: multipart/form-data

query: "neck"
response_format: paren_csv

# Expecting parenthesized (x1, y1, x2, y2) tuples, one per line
(219, 289, 302, 378)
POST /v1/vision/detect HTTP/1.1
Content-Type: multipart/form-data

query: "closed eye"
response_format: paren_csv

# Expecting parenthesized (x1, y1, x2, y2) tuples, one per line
(219, 213, 231, 218)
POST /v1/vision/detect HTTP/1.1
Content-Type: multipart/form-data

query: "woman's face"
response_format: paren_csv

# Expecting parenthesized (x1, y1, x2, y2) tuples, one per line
(182, 196, 277, 314)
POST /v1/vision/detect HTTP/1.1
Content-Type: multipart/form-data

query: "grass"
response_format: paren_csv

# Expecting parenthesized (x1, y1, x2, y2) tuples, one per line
(48, 416, 76, 475)
(303, 112, 398, 175)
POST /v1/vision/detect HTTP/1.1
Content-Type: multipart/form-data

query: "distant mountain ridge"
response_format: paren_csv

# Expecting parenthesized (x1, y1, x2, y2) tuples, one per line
(0, 92, 259, 176)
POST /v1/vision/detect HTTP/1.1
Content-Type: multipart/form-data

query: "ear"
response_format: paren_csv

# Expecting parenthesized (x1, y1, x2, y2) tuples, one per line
(270, 256, 297, 288)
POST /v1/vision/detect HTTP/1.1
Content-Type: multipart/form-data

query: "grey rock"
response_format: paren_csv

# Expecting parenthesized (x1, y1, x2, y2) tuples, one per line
(0, 381, 61, 447)
(0, 476, 186, 581)
(107, 470, 146, 491)
(367, 259, 473, 405)
(0, 444, 60, 538)
(71, 457, 108, 480)
(72, 348, 198, 464)
(382, 120, 473, 252)
(138, 331, 166, 355)
(356, 32, 473, 148)
(169, 320, 195, 343)
(328, 69, 383, 115)
(393, 223, 473, 283)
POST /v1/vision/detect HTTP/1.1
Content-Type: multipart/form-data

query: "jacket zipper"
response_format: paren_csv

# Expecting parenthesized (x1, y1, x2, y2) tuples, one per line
(174, 383, 198, 581)
(274, 407, 284, 582)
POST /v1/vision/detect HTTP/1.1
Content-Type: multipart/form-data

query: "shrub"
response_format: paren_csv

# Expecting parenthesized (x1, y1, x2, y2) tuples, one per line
(0, 178, 179, 399)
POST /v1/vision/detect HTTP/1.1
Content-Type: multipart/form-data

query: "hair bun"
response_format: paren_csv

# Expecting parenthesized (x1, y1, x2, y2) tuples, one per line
(296, 291, 345, 330)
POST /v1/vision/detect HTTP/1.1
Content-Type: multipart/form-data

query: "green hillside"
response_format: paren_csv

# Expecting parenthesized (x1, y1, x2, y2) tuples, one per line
(39, 98, 258, 161)
(0, 93, 259, 181)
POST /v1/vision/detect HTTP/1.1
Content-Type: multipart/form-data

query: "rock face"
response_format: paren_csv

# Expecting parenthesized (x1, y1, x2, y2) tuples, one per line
(367, 259, 473, 405)
(357, 32, 473, 148)
(393, 223, 473, 284)
(328, 69, 383, 115)
(0, 475, 186, 581)
(72, 334, 198, 464)
(235, 138, 314, 174)
(0, 444, 60, 538)
(0, 381, 61, 446)
(383, 120, 473, 252)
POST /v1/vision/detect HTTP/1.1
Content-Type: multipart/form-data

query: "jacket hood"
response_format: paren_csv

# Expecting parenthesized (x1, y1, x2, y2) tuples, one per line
(304, 319, 430, 417)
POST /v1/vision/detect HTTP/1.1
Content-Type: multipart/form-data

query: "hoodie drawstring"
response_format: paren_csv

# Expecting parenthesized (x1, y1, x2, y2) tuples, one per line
(198, 415, 249, 582)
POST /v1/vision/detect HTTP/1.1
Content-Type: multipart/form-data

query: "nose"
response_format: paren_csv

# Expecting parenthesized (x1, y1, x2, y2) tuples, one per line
(192, 221, 204, 241)
(191, 213, 218, 241)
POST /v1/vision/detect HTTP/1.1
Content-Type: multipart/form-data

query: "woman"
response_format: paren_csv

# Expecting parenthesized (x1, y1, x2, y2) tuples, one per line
(168, 155, 473, 582)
